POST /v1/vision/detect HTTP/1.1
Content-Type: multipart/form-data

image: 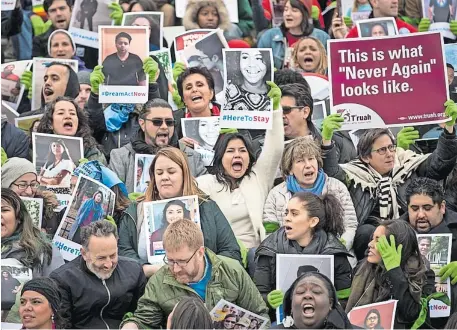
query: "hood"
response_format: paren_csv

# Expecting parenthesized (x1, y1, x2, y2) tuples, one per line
(182, 0, 231, 31)
(40, 63, 80, 108)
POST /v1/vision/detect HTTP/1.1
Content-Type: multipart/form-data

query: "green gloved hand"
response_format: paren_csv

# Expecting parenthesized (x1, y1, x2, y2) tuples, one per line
(109, 2, 123, 26)
(237, 239, 248, 268)
(128, 192, 144, 202)
(321, 114, 343, 141)
(90, 65, 105, 95)
(143, 57, 159, 83)
(30, 15, 52, 36)
(21, 70, 33, 100)
(266, 81, 281, 111)
(173, 62, 187, 83)
(418, 18, 431, 32)
(339, 237, 346, 246)
(267, 290, 284, 309)
(220, 128, 238, 134)
(311, 5, 319, 21)
(377, 235, 402, 272)
(264, 222, 280, 234)
(105, 215, 117, 228)
(343, 16, 353, 28)
(1, 148, 8, 166)
(78, 158, 89, 165)
(396, 127, 419, 150)
(450, 20, 457, 36)
(444, 100, 457, 127)
(171, 82, 185, 109)
(438, 261, 457, 285)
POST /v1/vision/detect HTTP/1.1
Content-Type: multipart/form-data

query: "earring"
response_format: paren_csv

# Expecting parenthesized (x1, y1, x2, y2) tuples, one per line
(51, 314, 56, 330)
(283, 316, 294, 328)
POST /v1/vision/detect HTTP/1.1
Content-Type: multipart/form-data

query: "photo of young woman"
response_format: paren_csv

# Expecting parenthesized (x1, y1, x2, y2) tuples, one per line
(67, 190, 105, 240)
(38, 139, 76, 188)
(181, 117, 220, 150)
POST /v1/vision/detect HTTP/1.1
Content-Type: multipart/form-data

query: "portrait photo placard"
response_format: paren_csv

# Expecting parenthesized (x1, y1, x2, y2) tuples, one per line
(220, 48, 273, 130)
(270, 0, 285, 27)
(348, 300, 398, 330)
(174, 29, 213, 63)
(182, 117, 220, 166)
(14, 114, 43, 136)
(122, 11, 164, 50)
(31, 58, 78, 111)
(98, 26, 149, 103)
(1, 60, 31, 110)
(356, 17, 399, 38)
(210, 299, 268, 329)
(422, 0, 457, 40)
(69, 0, 117, 48)
(134, 154, 155, 193)
(144, 196, 200, 265)
(53, 174, 115, 261)
(1, 0, 16, 11)
(20, 197, 44, 229)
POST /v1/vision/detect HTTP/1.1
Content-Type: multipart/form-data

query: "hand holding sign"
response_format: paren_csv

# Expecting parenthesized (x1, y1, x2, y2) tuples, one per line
(321, 114, 344, 144)
(21, 70, 32, 98)
(108, 2, 123, 26)
(173, 62, 186, 83)
(267, 290, 284, 309)
(396, 127, 419, 150)
(90, 65, 105, 95)
(143, 57, 159, 83)
(267, 81, 281, 111)
(444, 100, 457, 132)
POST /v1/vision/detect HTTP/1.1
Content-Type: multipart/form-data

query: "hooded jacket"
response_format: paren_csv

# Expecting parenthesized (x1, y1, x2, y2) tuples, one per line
(1, 119, 30, 159)
(183, 0, 232, 31)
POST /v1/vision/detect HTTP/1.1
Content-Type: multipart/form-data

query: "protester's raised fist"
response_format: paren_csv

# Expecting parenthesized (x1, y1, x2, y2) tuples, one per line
(90, 66, 105, 95)
(109, 2, 123, 26)
(143, 57, 159, 83)
(396, 127, 419, 150)
(439, 261, 457, 285)
(321, 114, 344, 142)
(266, 81, 281, 111)
(343, 16, 353, 28)
(311, 5, 320, 21)
(173, 62, 187, 83)
(267, 290, 284, 309)
(418, 18, 431, 32)
(444, 100, 457, 129)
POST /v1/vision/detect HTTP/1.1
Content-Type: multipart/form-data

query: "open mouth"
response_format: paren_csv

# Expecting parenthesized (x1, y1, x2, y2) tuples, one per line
(245, 67, 261, 75)
(63, 120, 73, 129)
(43, 88, 54, 96)
(231, 160, 243, 172)
(156, 132, 169, 143)
(303, 56, 314, 64)
(303, 171, 314, 178)
(302, 304, 315, 317)
(56, 19, 66, 25)
(191, 95, 203, 102)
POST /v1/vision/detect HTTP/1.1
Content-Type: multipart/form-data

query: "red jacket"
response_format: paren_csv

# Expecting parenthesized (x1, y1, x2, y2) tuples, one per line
(346, 17, 417, 38)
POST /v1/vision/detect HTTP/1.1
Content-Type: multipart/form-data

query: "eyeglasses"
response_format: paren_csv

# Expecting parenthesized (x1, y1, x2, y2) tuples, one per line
(11, 182, 40, 190)
(163, 248, 199, 268)
(282, 106, 304, 115)
(144, 118, 175, 127)
(372, 144, 396, 155)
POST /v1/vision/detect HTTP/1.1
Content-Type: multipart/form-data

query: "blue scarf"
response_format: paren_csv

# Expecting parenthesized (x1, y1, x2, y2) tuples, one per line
(104, 103, 136, 132)
(286, 169, 326, 195)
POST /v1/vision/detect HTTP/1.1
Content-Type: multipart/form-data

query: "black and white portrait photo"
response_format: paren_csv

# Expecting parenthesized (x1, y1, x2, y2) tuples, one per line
(356, 18, 399, 38)
(181, 117, 220, 150)
(223, 48, 273, 112)
(122, 12, 164, 51)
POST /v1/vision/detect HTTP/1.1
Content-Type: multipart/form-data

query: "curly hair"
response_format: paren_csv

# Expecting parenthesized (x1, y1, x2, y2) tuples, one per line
(292, 36, 328, 75)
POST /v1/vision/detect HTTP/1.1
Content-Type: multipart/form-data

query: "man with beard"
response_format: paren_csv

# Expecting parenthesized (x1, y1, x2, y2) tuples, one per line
(109, 99, 207, 193)
(50, 220, 147, 329)
(120, 220, 269, 329)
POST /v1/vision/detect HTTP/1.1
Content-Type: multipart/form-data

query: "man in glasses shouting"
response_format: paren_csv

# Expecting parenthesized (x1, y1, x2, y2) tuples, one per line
(320, 100, 457, 261)
(109, 98, 207, 193)
(120, 220, 269, 330)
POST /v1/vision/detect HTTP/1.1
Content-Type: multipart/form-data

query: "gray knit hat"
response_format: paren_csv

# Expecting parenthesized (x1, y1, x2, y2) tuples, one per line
(1, 157, 37, 188)
(77, 70, 92, 86)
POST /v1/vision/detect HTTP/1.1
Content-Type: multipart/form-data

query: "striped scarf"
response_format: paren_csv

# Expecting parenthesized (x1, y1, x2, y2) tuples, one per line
(341, 148, 430, 219)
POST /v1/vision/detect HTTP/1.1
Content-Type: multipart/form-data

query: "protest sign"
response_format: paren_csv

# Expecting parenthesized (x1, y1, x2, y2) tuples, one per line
(210, 299, 269, 329)
(1, 101, 19, 124)
(1, 60, 31, 110)
(174, 29, 213, 63)
(163, 26, 185, 48)
(31, 58, 78, 111)
(220, 48, 274, 130)
(270, 0, 286, 27)
(422, 0, 456, 40)
(275, 254, 334, 324)
(303, 73, 331, 120)
(182, 117, 220, 166)
(21, 197, 44, 229)
(1, 0, 16, 10)
(348, 300, 398, 330)
(144, 196, 200, 265)
(14, 114, 43, 135)
(98, 26, 149, 104)
(175, 0, 239, 23)
(122, 11, 164, 50)
(351, 11, 371, 22)
(356, 17, 399, 38)
(69, 0, 117, 48)
(134, 154, 155, 193)
(53, 175, 115, 261)
(328, 32, 449, 130)
(416, 233, 452, 318)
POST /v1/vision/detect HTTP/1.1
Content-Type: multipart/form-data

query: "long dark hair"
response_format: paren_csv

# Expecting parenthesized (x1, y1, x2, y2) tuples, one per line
(160, 199, 190, 227)
(290, 192, 345, 237)
(1, 189, 52, 269)
(280, 0, 314, 36)
(43, 139, 71, 170)
(128, 0, 157, 11)
(364, 309, 382, 329)
(37, 96, 99, 151)
(209, 133, 257, 191)
(225, 50, 272, 86)
(169, 296, 214, 329)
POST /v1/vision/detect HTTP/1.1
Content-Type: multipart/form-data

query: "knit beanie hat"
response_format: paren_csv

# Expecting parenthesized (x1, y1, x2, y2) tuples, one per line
(1, 157, 37, 189)
(77, 70, 92, 86)
(21, 277, 61, 313)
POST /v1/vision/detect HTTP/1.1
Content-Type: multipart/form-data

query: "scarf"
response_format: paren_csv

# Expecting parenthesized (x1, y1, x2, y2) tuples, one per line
(341, 148, 429, 219)
(286, 169, 326, 195)
(104, 103, 136, 132)
(131, 130, 161, 155)
(1, 232, 21, 253)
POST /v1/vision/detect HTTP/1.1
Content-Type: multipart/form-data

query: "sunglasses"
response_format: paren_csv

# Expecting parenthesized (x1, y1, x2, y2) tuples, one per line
(144, 118, 175, 127)
(282, 105, 304, 114)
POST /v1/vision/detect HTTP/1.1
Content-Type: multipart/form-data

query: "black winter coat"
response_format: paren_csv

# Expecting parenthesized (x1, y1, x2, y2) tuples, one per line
(1, 120, 30, 159)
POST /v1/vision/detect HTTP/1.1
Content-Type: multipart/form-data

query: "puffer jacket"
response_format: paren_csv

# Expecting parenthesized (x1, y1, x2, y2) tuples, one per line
(183, 0, 231, 31)
(120, 248, 270, 329)
(263, 175, 358, 251)
(322, 129, 457, 225)
(118, 201, 241, 263)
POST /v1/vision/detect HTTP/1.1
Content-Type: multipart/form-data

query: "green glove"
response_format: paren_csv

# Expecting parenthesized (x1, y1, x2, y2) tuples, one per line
(311, 5, 319, 21)
(321, 114, 344, 141)
(143, 57, 159, 83)
(450, 20, 457, 36)
(236, 239, 248, 268)
(220, 128, 238, 134)
(90, 65, 105, 95)
(266, 81, 281, 111)
(396, 127, 419, 150)
(1, 148, 8, 166)
(21, 70, 32, 100)
(343, 16, 352, 28)
(171, 82, 185, 109)
(105, 215, 117, 228)
(128, 192, 144, 202)
(109, 2, 123, 26)
(78, 158, 89, 165)
(173, 62, 187, 83)
(267, 290, 284, 309)
(264, 222, 280, 234)
(339, 237, 346, 246)
(376, 235, 402, 272)
(444, 100, 457, 127)
(418, 18, 431, 32)
(438, 261, 457, 285)
(30, 15, 52, 36)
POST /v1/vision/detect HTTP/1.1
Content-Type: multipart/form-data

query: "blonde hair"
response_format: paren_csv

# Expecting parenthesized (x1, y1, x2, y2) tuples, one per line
(163, 219, 204, 251)
(292, 37, 328, 76)
(352, 0, 362, 13)
(145, 147, 207, 201)
(280, 137, 323, 178)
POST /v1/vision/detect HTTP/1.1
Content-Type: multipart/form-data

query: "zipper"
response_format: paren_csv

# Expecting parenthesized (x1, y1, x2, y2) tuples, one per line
(100, 280, 111, 330)
(118, 131, 121, 148)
